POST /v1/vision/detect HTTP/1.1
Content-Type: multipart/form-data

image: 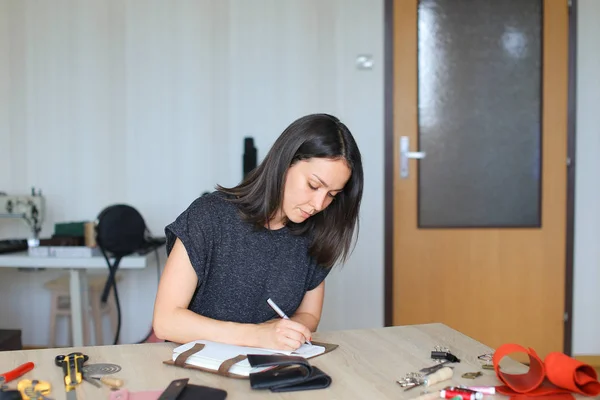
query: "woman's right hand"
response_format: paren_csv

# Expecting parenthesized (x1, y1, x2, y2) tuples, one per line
(253, 319, 312, 351)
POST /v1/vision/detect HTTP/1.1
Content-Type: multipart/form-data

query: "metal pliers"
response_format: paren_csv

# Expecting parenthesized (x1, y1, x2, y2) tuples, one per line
(0, 362, 35, 388)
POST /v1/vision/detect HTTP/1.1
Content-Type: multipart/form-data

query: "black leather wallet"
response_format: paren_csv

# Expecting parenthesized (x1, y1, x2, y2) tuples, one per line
(157, 378, 227, 400)
(179, 384, 227, 400)
(247, 354, 332, 392)
(0, 390, 22, 400)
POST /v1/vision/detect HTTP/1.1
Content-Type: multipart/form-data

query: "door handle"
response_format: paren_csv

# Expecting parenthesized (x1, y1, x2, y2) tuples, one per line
(400, 136, 425, 179)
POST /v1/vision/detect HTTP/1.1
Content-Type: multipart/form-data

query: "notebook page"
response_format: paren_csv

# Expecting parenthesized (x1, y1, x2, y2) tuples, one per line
(174, 340, 288, 361)
(172, 341, 276, 376)
(291, 343, 326, 358)
(173, 340, 292, 359)
(173, 340, 325, 360)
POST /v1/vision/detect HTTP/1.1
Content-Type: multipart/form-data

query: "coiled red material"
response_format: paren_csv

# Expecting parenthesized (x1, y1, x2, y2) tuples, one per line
(493, 343, 600, 399)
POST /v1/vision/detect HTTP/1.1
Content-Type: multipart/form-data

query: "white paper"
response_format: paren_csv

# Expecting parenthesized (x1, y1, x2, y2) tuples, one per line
(172, 340, 326, 376)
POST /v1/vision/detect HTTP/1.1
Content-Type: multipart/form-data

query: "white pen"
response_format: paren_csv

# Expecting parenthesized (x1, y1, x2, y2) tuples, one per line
(266, 297, 312, 345)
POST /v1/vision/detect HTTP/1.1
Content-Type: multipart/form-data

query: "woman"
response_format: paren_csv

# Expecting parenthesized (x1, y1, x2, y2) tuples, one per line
(152, 113, 363, 351)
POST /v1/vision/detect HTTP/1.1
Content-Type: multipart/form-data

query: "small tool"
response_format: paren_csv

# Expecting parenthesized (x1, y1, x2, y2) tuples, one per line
(55, 352, 87, 400)
(17, 379, 52, 400)
(431, 346, 461, 363)
(420, 360, 453, 374)
(405, 366, 454, 391)
(431, 346, 450, 358)
(420, 347, 460, 376)
(81, 363, 121, 376)
(90, 376, 124, 389)
(477, 352, 495, 370)
(80, 363, 123, 389)
(397, 372, 422, 388)
(0, 362, 35, 387)
(82, 373, 101, 388)
(461, 371, 483, 379)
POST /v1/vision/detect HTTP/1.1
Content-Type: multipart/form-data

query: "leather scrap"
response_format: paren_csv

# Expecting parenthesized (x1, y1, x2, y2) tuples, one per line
(174, 343, 205, 367)
(217, 355, 248, 376)
(493, 343, 600, 399)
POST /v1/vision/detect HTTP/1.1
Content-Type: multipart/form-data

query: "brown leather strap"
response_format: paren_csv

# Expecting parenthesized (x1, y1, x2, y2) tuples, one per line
(174, 343, 205, 367)
(217, 354, 248, 376)
(311, 341, 339, 355)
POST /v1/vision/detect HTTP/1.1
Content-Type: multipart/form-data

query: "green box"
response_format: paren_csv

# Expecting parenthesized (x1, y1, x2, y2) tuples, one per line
(54, 221, 88, 237)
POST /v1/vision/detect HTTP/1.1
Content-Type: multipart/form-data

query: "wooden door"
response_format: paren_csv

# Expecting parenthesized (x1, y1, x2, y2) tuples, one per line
(392, 0, 569, 358)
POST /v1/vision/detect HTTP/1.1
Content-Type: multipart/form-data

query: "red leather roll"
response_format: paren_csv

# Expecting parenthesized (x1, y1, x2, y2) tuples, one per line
(544, 352, 600, 396)
(493, 344, 546, 394)
(493, 343, 600, 399)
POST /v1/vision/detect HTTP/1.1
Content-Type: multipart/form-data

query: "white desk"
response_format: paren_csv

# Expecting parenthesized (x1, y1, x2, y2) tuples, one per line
(0, 248, 162, 347)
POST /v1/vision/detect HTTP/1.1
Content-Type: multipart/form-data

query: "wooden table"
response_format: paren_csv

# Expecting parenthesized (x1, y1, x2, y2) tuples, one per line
(0, 323, 584, 400)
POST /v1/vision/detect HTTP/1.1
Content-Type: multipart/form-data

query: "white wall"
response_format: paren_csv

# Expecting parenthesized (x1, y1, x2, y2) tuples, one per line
(0, 0, 384, 346)
(572, 0, 600, 356)
(5, 0, 595, 355)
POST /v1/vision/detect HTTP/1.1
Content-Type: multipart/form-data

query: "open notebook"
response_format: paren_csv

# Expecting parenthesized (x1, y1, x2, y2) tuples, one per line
(171, 340, 326, 377)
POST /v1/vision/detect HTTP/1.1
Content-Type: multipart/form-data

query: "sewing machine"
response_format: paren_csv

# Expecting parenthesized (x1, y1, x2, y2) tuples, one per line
(0, 188, 45, 241)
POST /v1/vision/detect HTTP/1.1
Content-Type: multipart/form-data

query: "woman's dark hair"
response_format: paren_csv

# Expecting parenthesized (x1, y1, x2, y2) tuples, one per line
(216, 113, 363, 268)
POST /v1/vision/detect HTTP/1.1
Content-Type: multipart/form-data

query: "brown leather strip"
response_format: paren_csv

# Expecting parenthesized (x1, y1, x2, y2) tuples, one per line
(174, 343, 205, 367)
(217, 354, 248, 376)
(310, 341, 339, 355)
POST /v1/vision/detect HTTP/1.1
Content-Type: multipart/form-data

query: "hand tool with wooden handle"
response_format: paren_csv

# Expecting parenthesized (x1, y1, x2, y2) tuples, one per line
(404, 366, 454, 391)
(92, 376, 124, 389)
(82, 372, 102, 388)
(420, 360, 452, 374)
